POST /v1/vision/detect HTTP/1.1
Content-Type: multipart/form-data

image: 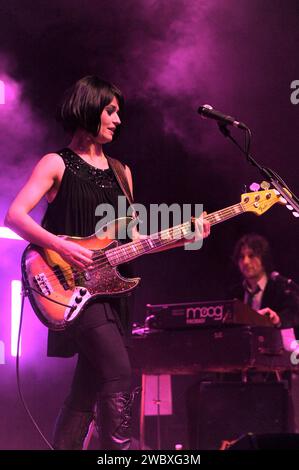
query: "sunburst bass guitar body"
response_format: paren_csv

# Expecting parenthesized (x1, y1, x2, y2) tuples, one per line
(22, 218, 140, 330)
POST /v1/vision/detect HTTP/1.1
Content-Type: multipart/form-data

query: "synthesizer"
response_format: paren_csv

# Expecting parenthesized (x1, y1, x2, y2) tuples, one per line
(144, 299, 273, 330)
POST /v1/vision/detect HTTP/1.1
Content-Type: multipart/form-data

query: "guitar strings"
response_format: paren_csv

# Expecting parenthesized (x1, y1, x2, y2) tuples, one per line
(41, 203, 246, 287)
(43, 204, 240, 285)
(41, 193, 278, 288)
(36, 202, 246, 289)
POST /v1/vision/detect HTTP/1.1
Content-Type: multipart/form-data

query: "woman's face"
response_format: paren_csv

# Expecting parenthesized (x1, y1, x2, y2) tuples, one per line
(97, 96, 121, 143)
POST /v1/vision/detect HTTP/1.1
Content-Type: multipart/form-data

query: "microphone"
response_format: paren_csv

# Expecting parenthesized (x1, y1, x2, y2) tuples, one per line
(270, 271, 299, 293)
(197, 104, 248, 130)
(271, 271, 290, 283)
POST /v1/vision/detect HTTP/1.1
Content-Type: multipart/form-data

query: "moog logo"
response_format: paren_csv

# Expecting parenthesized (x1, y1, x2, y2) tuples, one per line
(186, 305, 224, 323)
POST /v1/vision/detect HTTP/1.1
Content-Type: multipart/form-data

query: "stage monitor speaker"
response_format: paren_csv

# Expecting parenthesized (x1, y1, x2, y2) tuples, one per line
(186, 381, 291, 450)
(228, 432, 299, 449)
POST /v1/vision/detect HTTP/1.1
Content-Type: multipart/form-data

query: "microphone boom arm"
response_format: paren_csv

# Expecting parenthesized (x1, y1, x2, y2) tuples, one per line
(217, 123, 299, 217)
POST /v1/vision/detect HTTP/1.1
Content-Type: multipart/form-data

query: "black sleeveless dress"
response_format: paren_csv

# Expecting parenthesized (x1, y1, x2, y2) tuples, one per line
(42, 148, 131, 357)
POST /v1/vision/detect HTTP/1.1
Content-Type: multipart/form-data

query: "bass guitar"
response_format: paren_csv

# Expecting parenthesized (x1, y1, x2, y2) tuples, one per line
(22, 187, 285, 330)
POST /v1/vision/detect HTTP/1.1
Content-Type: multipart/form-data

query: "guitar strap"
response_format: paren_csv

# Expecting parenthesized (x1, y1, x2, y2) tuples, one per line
(107, 156, 134, 206)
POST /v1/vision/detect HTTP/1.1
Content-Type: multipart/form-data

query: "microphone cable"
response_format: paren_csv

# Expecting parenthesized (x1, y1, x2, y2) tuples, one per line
(16, 284, 54, 450)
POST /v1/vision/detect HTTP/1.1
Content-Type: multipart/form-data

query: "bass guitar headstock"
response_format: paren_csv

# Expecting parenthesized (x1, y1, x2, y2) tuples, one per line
(241, 182, 287, 216)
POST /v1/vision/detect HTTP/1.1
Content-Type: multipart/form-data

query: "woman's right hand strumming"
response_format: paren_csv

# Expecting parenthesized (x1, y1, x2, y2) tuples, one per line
(55, 238, 93, 270)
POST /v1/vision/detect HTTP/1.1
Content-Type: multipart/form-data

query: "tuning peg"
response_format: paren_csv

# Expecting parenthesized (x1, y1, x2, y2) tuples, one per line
(284, 204, 299, 217)
(260, 181, 270, 190)
(249, 182, 260, 192)
(279, 197, 287, 204)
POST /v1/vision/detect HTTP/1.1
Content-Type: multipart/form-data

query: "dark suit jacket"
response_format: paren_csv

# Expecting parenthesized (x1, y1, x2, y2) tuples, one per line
(230, 276, 299, 330)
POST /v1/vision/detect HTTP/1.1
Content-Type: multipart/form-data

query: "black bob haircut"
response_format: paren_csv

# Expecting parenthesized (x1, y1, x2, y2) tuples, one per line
(57, 75, 124, 137)
(232, 233, 274, 274)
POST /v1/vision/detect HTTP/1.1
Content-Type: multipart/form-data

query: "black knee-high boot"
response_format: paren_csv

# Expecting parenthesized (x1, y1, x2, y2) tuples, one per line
(97, 388, 140, 450)
(53, 405, 94, 450)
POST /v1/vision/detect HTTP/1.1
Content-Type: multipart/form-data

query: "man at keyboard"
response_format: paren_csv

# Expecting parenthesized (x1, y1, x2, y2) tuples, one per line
(231, 233, 299, 329)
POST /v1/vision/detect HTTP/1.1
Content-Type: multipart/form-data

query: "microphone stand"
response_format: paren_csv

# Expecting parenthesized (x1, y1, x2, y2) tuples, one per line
(218, 123, 299, 217)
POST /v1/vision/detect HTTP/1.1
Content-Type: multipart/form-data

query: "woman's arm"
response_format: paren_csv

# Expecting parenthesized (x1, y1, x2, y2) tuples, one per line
(5, 154, 93, 268)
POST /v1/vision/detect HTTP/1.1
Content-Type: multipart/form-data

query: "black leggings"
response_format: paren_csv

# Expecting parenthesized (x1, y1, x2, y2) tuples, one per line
(65, 321, 132, 412)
